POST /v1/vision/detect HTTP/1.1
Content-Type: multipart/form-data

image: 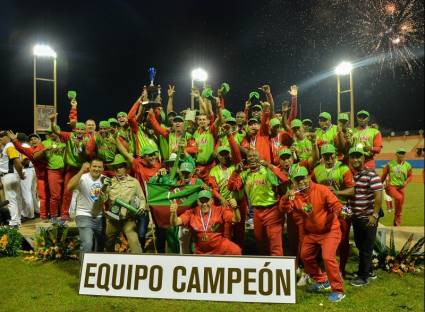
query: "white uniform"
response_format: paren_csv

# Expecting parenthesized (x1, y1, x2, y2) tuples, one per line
(0, 142, 23, 226)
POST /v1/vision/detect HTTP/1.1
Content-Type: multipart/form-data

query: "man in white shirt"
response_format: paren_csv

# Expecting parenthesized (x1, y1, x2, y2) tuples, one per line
(0, 131, 25, 227)
(67, 159, 106, 255)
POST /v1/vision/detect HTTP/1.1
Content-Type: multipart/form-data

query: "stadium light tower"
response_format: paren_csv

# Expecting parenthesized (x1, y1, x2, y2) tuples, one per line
(335, 61, 355, 128)
(33, 44, 57, 133)
(191, 68, 208, 110)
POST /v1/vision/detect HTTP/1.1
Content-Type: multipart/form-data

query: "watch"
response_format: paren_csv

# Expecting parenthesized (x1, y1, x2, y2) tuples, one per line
(372, 212, 379, 219)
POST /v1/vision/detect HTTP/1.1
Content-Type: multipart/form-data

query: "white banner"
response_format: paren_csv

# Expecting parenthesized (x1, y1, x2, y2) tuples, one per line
(79, 253, 296, 304)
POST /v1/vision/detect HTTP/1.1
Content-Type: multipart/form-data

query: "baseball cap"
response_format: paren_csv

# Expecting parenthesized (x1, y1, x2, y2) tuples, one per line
(167, 111, 177, 117)
(221, 109, 232, 119)
(270, 118, 281, 128)
(320, 144, 336, 155)
(198, 190, 212, 200)
(225, 116, 236, 124)
(99, 121, 110, 129)
(357, 110, 369, 117)
(117, 112, 128, 118)
(75, 122, 86, 130)
(291, 166, 309, 180)
(217, 146, 231, 154)
(108, 118, 119, 125)
(279, 148, 292, 158)
(302, 119, 313, 125)
(110, 154, 127, 167)
(249, 91, 260, 100)
(396, 148, 407, 154)
(251, 104, 263, 112)
(319, 112, 332, 121)
(28, 133, 41, 140)
(173, 115, 184, 122)
(338, 113, 349, 121)
(291, 119, 303, 129)
(179, 162, 194, 173)
(349, 147, 365, 155)
(248, 118, 259, 125)
(141, 145, 158, 156)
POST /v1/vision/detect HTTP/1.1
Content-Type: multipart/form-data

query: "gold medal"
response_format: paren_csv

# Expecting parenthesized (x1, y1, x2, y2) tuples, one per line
(201, 233, 208, 241)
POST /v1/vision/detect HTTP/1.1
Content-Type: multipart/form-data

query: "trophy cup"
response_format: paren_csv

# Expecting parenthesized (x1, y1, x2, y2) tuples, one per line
(144, 67, 161, 109)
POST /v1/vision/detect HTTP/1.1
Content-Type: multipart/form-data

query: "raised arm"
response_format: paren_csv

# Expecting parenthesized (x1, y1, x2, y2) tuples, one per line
(227, 164, 244, 191)
(259, 85, 275, 115)
(147, 110, 169, 138)
(260, 102, 271, 136)
(166, 85, 175, 115)
(67, 162, 90, 192)
(69, 99, 78, 129)
(288, 85, 298, 122)
(169, 202, 183, 226)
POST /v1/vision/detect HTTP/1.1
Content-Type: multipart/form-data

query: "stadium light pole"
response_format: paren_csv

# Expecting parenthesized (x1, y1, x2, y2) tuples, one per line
(191, 68, 208, 110)
(335, 61, 354, 128)
(33, 44, 57, 133)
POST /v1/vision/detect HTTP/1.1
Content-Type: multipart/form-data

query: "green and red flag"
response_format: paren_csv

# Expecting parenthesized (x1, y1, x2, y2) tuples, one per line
(147, 182, 202, 228)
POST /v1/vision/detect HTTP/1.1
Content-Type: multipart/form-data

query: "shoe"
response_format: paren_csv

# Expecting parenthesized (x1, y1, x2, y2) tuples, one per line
(368, 271, 377, 280)
(350, 277, 369, 287)
(308, 280, 331, 292)
(297, 272, 309, 286)
(328, 292, 346, 302)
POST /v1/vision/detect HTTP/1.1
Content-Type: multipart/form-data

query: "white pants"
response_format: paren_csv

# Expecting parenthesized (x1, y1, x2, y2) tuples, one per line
(20, 168, 37, 218)
(1, 173, 22, 226)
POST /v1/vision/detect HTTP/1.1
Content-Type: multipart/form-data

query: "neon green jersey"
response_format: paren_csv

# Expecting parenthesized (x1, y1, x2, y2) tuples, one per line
(95, 134, 117, 163)
(209, 165, 244, 201)
(316, 125, 338, 146)
(193, 128, 215, 164)
(117, 126, 136, 156)
(136, 125, 158, 157)
(64, 134, 90, 168)
(351, 127, 380, 157)
(293, 137, 312, 161)
(42, 139, 65, 170)
(387, 160, 412, 187)
(168, 132, 193, 154)
(240, 166, 279, 206)
(313, 161, 349, 190)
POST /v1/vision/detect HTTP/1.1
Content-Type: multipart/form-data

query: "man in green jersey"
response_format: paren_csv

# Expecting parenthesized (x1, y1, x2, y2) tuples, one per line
(315, 112, 338, 149)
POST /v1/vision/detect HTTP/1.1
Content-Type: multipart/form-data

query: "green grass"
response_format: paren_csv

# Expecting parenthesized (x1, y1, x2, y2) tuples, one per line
(0, 257, 423, 312)
(380, 183, 424, 227)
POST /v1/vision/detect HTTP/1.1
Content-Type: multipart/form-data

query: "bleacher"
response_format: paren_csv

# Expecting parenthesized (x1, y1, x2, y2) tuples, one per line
(376, 135, 424, 168)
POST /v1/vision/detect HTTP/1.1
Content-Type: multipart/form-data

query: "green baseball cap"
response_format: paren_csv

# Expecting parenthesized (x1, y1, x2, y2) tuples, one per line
(217, 146, 231, 154)
(302, 119, 313, 125)
(111, 154, 127, 167)
(251, 104, 263, 111)
(221, 109, 232, 119)
(270, 118, 281, 128)
(75, 122, 86, 130)
(165, 153, 178, 163)
(249, 91, 260, 100)
(167, 111, 177, 117)
(179, 162, 194, 173)
(141, 145, 158, 156)
(320, 144, 336, 155)
(291, 166, 309, 180)
(279, 148, 292, 158)
(99, 120, 110, 129)
(219, 82, 230, 95)
(291, 119, 303, 129)
(198, 190, 212, 200)
(201, 88, 214, 99)
(319, 112, 332, 121)
(117, 112, 128, 118)
(173, 115, 184, 122)
(225, 116, 236, 124)
(349, 147, 365, 155)
(338, 113, 349, 121)
(396, 148, 407, 154)
(248, 118, 259, 125)
(67, 90, 77, 100)
(357, 110, 369, 117)
(108, 118, 119, 125)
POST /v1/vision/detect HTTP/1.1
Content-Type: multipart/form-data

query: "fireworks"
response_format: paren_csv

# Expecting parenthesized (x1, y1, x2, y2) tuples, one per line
(353, 0, 424, 75)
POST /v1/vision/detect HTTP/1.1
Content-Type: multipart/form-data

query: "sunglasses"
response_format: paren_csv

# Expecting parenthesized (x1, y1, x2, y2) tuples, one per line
(199, 197, 210, 203)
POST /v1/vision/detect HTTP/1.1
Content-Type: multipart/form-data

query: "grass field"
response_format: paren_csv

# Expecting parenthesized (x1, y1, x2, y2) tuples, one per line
(0, 257, 423, 312)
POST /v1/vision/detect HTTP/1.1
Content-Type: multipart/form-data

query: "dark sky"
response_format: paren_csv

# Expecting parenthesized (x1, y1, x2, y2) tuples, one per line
(1, 0, 423, 134)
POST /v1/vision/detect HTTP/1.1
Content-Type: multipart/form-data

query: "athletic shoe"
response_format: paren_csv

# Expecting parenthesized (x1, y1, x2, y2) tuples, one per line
(368, 271, 377, 280)
(297, 272, 310, 286)
(328, 292, 346, 302)
(350, 277, 369, 287)
(308, 280, 331, 292)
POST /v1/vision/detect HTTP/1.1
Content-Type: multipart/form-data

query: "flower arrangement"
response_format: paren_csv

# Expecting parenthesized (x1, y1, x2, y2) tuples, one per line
(0, 226, 23, 257)
(373, 230, 424, 275)
(25, 224, 79, 262)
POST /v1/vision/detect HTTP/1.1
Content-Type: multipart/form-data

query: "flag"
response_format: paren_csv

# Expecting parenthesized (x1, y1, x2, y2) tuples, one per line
(147, 182, 202, 228)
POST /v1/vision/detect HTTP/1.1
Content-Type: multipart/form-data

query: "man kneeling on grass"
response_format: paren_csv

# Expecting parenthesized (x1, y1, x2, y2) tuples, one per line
(169, 190, 242, 255)
(67, 159, 106, 256)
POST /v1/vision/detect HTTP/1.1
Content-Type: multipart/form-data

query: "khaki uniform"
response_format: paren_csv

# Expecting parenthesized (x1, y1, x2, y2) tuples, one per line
(102, 175, 146, 254)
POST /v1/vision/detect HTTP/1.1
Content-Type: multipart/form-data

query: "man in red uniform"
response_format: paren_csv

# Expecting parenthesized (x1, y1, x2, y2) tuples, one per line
(281, 166, 346, 302)
(170, 190, 241, 255)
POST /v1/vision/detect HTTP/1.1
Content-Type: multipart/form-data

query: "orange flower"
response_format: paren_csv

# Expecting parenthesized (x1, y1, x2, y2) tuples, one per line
(0, 234, 9, 250)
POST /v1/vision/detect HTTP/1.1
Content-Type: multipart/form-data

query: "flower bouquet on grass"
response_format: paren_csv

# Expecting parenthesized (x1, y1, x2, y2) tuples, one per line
(373, 230, 424, 275)
(0, 226, 23, 257)
(25, 224, 79, 262)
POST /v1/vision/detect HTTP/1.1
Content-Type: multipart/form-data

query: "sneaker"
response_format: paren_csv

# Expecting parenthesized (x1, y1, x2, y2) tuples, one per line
(368, 271, 377, 280)
(297, 272, 309, 286)
(328, 292, 346, 302)
(308, 280, 331, 292)
(350, 277, 369, 287)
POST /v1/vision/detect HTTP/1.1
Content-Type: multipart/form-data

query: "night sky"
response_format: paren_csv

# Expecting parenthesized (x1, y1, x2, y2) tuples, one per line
(1, 0, 423, 134)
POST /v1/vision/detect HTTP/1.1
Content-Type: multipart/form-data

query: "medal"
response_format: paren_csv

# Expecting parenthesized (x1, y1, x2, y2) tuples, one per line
(199, 208, 212, 242)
